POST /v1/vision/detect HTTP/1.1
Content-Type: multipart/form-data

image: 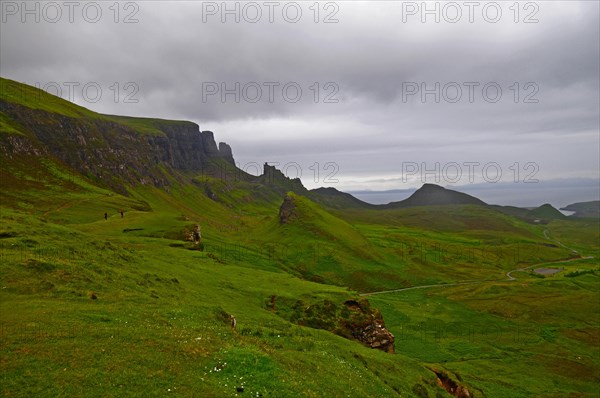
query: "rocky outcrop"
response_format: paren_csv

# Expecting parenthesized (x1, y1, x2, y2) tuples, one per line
(279, 194, 297, 224)
(218, 142, 235, 164)
(355, 318, 395, 353)
(262, 164, 308, 197)
(432, 369, 472, 398)
(342, 299, 395, 353)
(0, 135, 48, 157)
(272, 296, 395, 354)
(201, 130, 220, 155)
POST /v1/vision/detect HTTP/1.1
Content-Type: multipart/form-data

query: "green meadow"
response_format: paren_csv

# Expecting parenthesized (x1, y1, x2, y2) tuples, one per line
(1, 78, 599, 397)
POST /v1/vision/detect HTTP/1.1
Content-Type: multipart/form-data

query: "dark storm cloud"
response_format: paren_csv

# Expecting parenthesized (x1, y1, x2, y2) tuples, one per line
(1, 1, 598, 205)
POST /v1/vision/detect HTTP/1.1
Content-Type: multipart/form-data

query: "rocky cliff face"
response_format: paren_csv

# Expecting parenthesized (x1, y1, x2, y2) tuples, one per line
(0, 100, 235, 191)
(218, 142, 235, 164)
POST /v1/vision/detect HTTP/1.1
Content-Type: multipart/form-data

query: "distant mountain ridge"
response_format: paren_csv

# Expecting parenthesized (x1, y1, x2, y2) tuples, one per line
(310, 184, 572, 224)
(0, 78, 592, 216)
(309, 187, 376, 209)
(383, 183, 487, 208)
(0, 79, 490, 210)
(560, 201, 600, 218)
(309, 184, 487, 209)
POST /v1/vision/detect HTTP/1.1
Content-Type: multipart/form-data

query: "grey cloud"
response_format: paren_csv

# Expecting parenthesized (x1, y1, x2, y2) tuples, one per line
(1, 0, 598, 205)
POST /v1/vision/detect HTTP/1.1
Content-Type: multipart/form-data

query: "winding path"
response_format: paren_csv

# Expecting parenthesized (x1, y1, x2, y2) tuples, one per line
(505, 255, 594, 281)
(361, 229, 594, 297)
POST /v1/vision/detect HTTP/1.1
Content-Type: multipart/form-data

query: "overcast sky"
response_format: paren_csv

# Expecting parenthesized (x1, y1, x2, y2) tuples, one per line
(1, 0, 598, 207)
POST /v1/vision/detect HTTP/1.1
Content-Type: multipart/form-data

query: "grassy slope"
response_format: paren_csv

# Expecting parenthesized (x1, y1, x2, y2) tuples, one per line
(2, 157, 597, 397)
(0, 77, 189, 137)
(2, 153, 459, 396)
(0, 78, 100, 121)
(369, 272, 600, 398)
(1, 78, 598, 397)
(0, 163, 437, 397)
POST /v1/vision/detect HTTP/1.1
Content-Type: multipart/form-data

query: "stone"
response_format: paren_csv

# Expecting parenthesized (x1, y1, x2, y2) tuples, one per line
(279, 194, 297, 224)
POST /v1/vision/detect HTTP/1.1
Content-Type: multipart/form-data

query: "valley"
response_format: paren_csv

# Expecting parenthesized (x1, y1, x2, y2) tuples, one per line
(1, 78, 599, 397)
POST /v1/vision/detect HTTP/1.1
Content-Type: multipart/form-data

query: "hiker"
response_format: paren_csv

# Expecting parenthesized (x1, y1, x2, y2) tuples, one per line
(104, 212, 108, 221)
(120, 209, 124, 218)
(230, 315, 237, 330)
(193, 225, 202, 245)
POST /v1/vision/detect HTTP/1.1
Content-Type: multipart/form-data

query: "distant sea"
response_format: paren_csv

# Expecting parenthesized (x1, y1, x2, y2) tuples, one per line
(347, 178, 600, 209)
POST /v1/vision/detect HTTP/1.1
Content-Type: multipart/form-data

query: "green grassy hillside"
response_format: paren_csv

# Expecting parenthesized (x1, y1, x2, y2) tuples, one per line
(0, 77, 185, 137)
(1, 78, 598, 397)
(2, 162, 596, 397)
(0, 167, 438, 397)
